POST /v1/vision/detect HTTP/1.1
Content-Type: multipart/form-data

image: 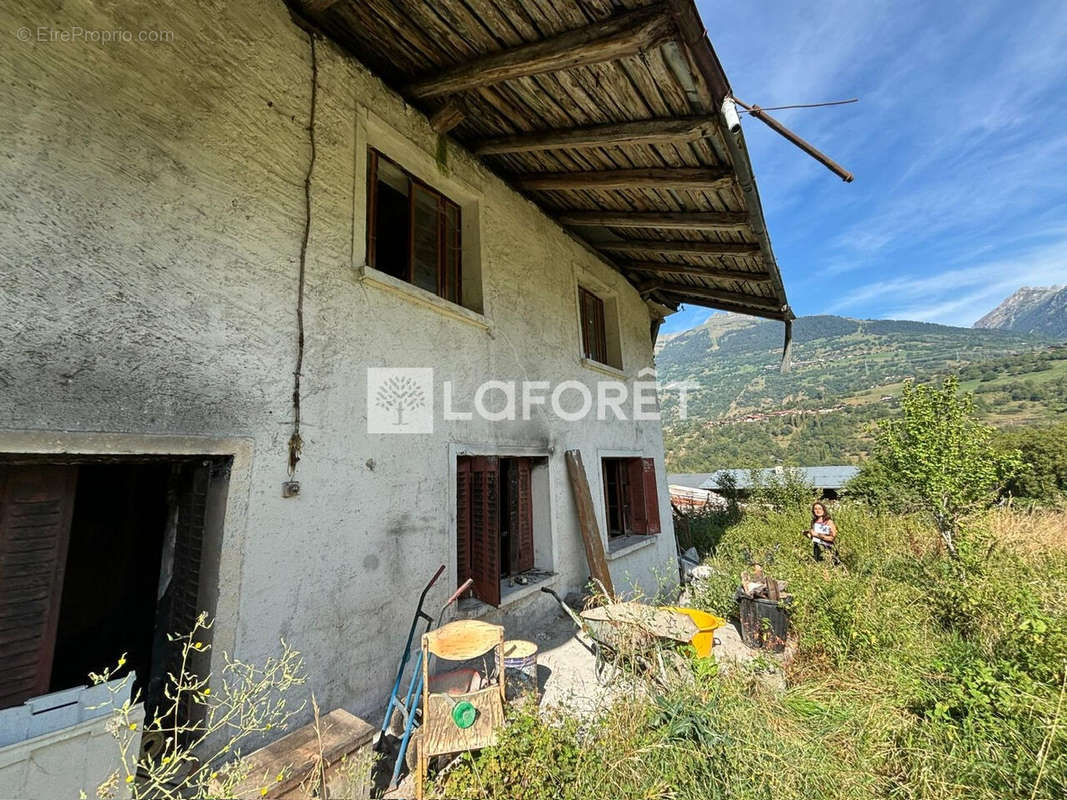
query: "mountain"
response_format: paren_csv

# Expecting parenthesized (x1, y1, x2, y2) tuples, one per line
(656, 313, 1066, 471)
(974, 286, 1067, 338)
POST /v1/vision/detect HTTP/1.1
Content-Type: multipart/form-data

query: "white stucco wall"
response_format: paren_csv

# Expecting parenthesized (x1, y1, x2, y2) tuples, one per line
(0, 0, 679, 724)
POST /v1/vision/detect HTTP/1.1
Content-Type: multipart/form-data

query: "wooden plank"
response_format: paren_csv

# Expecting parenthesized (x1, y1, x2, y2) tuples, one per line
(514, 166, 731, 191)
(424, 619, 503, 661)
(470, 115, 718, 154)
(656, 291, 788, 321)
(404, 4, 674, 99)
(622, 261, 772, 282)
(598, 239, 760, 257)
(564, 450, 614, 598)
(429, 99, 466, 133)
(653, 283, 784, 311)
(422, 686, 504, 756)
(222, 708, 375, 799)
(558, 209, 749, 230)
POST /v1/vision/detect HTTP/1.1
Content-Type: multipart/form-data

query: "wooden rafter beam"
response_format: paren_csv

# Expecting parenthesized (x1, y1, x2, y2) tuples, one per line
(597, 239, 760, 257)
(428, 99, 466, 134)
(658, 291, 788, 321)
(299, 0, 343, 13)
(558, 210, 749, 231)
(650, 282, 783, 311)
(514, 167, 732, 191)
(404, 4, 674, 99)
(470, 116, 719, 155)
(622, 261, 772, 283)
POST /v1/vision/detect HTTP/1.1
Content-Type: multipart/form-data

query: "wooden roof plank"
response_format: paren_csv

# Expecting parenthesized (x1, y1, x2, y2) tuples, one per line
(652, 282, 781, 310)
(404, 4, 675, 99)
(471, 116, 718, 154)
(514, 166, 731, 191)
(621, 261, 772, 282)
(558, 210, 749, 230)
(597, 239, 759, 257)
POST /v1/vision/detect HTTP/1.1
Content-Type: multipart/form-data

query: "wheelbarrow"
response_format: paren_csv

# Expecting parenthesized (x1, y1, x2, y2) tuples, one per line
(541, 587, 699, 687)
(375, 566, 473, 789)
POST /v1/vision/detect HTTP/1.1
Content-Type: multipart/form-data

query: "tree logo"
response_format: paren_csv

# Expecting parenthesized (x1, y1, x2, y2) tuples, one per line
(367, 368, 434, 433)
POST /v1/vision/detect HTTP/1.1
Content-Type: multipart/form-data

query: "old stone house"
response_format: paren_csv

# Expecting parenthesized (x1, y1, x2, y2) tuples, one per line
(0, 0, 791, 792)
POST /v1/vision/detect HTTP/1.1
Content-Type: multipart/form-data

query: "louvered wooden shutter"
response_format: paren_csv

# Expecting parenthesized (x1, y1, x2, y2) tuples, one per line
(640, 458, 661, 534)
(626, 458, 647, 534)
(468, 456, 500, 606)
(167, 462, 209, 642)
(456, 457, 472, 587)
(515, 459, 534, 572)
(579, 288, 607, 364)
(625, 458, 661, 535)
(0, 465, 78, 710)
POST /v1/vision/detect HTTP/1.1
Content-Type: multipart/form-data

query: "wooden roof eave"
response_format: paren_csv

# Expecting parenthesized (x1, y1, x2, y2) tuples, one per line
(664, 0, 793, 320)
(286, 0, 793, 321)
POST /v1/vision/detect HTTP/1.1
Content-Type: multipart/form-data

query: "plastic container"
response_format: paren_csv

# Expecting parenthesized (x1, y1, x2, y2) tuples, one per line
(502, 639, 538, 695)
(662, 606, 726, 658)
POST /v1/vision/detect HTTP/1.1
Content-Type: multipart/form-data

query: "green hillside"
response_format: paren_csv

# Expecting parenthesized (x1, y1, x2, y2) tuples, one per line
(656, 313, 1066, 471)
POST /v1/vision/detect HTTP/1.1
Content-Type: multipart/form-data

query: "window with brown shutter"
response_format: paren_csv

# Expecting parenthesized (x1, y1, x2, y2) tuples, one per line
(367, 149, 462, 305)
(602, 457, 661, 538)
(0, 465, 77, 710)
(456, 456, 538, 606)
(578, 287, 608, 364)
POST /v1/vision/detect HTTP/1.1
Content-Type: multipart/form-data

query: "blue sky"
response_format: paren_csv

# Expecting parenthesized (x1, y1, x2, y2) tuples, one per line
(662, 0, 1067, 334)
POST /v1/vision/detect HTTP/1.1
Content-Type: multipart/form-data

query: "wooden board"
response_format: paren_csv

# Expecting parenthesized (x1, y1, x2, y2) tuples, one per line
(222, 708, 374, 799)
(423, 619, 502, 661)
(564, 450, 615, 598)
(421, 685, 505, 756)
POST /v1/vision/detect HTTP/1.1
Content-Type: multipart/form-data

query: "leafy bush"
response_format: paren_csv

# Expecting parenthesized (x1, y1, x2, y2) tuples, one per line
(748, 467, 817, 511)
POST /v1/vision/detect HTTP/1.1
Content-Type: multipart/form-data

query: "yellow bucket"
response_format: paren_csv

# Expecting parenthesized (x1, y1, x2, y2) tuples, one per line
(662, 606, 726, 658)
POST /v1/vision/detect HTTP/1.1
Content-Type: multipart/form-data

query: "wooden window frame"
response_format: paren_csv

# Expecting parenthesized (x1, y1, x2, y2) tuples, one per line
(601, 457, 661, 538)
(367, 148, 462, 305)
(578, 286, 609, 364)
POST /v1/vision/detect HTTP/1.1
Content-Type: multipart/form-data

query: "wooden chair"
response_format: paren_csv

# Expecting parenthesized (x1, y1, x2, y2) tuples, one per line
(415, 619, 505, 798)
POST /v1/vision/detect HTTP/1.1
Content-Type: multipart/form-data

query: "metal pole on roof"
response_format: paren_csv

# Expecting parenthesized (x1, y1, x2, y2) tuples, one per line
(728, 97, 854, 183)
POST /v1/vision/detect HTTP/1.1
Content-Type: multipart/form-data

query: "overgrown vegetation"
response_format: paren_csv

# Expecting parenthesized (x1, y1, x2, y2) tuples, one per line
(93, 614, 373, 799)
(434, 504, 1067, 800)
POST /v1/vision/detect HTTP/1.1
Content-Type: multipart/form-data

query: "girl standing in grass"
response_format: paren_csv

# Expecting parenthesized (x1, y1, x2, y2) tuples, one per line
(806, 502, 839, 563)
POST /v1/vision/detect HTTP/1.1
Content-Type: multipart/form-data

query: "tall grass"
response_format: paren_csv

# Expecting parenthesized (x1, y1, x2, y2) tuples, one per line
(435, 506, 1067, 800)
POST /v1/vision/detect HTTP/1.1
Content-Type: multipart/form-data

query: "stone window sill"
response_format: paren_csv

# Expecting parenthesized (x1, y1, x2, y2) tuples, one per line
(356, 264, 490, 331)
(606, 534, 657, 560)
(579, 357, 626, 379)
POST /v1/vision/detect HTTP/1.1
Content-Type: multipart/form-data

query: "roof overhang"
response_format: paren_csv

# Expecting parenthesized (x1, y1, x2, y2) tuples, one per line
(288, 0, 792, 322)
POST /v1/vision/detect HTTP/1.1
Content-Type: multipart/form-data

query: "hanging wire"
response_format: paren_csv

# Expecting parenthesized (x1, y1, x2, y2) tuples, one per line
(742, 98, 857, 113)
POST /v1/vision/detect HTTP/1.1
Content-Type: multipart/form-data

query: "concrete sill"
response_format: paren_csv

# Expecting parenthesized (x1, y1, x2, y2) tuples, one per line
(456, 574, 559, 617)
(355, 264, 491, 332)
(606, 534, 657, 560)
(580, 357, 626, 379)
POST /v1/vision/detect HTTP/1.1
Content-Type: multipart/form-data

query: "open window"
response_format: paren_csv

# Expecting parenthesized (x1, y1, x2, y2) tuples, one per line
(367, 149, 462, 305)
(456, 456, 546, 606)
(601, 457, 661, 539)
(578, 286, 622, 369)
(0, 458, 226, 729)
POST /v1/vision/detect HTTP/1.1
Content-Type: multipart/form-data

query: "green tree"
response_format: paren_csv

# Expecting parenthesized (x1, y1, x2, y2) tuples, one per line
(999, 421, 1067, 503)
(867, 377, 1020, 558)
